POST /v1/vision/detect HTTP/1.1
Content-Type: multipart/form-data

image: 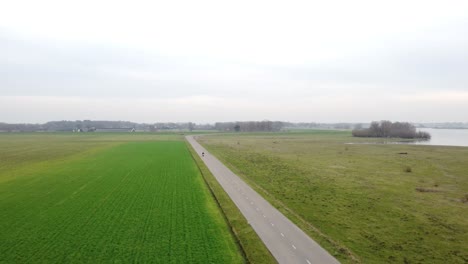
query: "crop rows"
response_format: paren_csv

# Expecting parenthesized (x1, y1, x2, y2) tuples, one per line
(0, 140, 242, 263)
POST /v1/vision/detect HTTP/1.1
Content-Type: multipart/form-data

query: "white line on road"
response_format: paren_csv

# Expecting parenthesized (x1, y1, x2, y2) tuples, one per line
(271, 223, 274, 227)
(292, 245, 296, 250)
(306, 259, 311, 264)
(281, 233, 285, 237)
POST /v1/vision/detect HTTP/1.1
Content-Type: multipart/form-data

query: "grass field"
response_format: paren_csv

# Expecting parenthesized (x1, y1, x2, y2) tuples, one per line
(199, 130, 468, 263)
(0, 133, 243, 263)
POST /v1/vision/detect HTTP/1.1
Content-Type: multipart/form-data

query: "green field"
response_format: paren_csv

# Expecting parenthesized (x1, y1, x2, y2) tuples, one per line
(199, 130, 468, 263)
(0, 133, 243, 263)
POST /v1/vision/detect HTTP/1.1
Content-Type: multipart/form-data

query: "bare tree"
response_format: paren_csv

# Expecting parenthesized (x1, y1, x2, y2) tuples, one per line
(352, 121, 430, 139)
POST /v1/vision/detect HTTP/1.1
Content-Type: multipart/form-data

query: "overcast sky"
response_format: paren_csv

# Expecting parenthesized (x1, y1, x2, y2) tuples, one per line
(1, 0, 468, 123)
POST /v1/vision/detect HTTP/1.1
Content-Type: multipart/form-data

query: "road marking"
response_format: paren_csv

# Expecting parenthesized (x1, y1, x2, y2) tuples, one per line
(263, 215, 266, 218)
(292, 244, 296, 250)
(306, 259, 311, 264)
(280, 233, 284, 237)
(271, 223, 274, 227)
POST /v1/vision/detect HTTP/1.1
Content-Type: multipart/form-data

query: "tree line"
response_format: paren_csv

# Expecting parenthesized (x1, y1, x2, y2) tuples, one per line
(0, 120, 207, 132)
(0, 120, 139, 132)
(0, 120, 435, 136)
(0, 120, 285, 132)
(352, 121, 431, 139)
(214, 121, 285, 132)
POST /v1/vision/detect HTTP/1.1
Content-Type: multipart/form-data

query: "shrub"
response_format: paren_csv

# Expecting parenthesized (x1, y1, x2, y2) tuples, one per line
(462, 194, 468, 203)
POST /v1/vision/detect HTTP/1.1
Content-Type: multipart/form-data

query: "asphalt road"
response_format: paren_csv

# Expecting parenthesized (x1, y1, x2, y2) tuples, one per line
(186, 136, 340, 264)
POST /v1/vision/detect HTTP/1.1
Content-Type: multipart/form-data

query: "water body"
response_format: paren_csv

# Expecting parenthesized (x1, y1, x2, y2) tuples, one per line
(412, 128, 468, 147)
(346, 128, 468, 147)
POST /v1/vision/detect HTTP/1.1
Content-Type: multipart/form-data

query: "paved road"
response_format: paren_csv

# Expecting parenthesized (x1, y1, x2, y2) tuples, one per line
(186, 136, 340, 264)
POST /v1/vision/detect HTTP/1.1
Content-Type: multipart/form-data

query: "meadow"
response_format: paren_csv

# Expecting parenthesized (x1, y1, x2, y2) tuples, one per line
(0, 133, 243, 263)
(199, 130, 468, 263)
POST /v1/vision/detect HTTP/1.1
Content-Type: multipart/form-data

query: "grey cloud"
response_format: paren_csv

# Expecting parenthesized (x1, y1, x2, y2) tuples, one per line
(4, 25, 468, 99)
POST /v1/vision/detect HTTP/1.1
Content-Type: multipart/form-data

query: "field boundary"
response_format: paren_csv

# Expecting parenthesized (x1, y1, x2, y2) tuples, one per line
(186, 141, 249, 262)
(185, 141, 277, 264)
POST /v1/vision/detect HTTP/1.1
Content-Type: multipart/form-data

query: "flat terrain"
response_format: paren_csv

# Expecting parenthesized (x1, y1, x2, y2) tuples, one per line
(199, 130, 468, 263)
(0, 133, 243, 263)
(188, 135, 338, 264)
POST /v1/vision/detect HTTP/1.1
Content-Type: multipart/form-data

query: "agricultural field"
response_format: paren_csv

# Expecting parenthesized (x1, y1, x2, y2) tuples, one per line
(0, 133, 244, 263)
(199, 130, 468, 263)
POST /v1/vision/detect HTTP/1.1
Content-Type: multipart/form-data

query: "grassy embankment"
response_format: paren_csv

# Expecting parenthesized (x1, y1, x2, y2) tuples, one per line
(199, 130, 468, 263)
(0, 133, 244, 263)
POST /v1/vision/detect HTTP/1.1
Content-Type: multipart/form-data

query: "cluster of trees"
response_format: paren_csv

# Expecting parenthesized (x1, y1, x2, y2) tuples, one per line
(0, 123, 41, 132)
(215, 121, 285, 132)
(149, 122, 214, 131)
(49, 120, 139, 131)
(352, 121, 431, 139)
(283, 122, 367, 130)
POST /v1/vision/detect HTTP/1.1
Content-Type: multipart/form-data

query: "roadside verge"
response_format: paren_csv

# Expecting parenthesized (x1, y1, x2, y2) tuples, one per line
(186, 141, 277, 264)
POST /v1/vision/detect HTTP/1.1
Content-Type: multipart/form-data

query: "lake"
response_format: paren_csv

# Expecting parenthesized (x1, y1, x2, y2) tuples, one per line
(412, 128, 468, 147)
(346, 128, 468, 147)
